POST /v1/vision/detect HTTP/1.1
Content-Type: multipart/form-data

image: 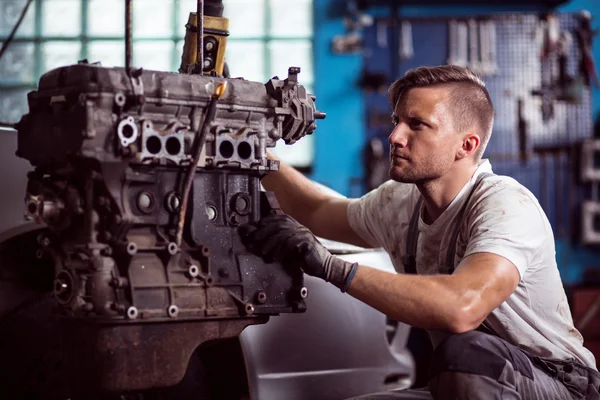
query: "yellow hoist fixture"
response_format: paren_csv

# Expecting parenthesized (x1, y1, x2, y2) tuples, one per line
(180, 12, 229, 76)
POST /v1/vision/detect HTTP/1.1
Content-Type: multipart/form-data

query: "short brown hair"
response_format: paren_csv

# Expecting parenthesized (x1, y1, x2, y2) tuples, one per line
(388, 65, 494, 159)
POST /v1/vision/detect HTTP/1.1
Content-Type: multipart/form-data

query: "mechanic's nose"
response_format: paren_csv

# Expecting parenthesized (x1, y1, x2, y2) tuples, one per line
(389, 124, 408, 148)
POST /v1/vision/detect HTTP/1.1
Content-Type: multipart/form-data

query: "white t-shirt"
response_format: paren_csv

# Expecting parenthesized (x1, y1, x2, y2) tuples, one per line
(347, 159, 596, 368)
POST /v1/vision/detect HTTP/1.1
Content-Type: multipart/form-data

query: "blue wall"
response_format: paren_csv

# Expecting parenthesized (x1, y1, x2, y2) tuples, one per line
(560, 0, 600, 118)
(312, 1, 365, 194)
(311, 0, 600, 284)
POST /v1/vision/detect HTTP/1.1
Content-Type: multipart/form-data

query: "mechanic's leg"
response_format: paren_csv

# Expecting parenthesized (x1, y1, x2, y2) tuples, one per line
(428, 330, 575, 400)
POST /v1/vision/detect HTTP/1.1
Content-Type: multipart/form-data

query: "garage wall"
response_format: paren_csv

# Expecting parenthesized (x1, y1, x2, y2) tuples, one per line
(311, 0, 600, 195)
(310, 0, 600, 284)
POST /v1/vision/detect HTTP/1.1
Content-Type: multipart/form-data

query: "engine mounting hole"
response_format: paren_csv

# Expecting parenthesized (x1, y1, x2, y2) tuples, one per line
(300, 287, 308, 299)
(127, 242, 138, 255)
(122, 124, 135, 138)
(167, 242, 178, 255)
(168, 305, 179, 317)
(165, 137, 182, 155)
(219, 140, 234, 159)
(127, 306, 139, 319)
(237, 141, 252, 160)
(27, 202, 38, 215)
(189, 265, 199, 277)
(146, 136, 162, 155)
(115, 93, 126, 106)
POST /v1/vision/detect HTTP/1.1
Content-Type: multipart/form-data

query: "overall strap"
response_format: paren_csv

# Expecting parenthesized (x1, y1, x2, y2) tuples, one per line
(443, 172, 494, 274)
(402, 197, 422, 274)
(402, 172, 494, 275)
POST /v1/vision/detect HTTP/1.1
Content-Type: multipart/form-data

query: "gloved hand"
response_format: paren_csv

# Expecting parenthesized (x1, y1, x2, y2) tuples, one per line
(239, 214, 358, 292)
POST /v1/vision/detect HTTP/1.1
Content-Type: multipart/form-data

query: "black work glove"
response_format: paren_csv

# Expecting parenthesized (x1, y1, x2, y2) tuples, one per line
(239, 214, 358, 292)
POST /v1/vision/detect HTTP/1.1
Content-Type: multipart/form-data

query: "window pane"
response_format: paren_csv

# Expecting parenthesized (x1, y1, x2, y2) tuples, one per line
(268, 40, 312, 84)
(178, 0, 198, 38)
(0, 0, 36, 37)
(134, 0, 173, 38)
(0, 89, 30, 124)
(271, 135, 314, 168)
(88, 41, 125, 67)
(269, 0, 312, 38)
(88, 0, 125, 37)
(225, 40, 264, 82)
(134, 41, 174, 72)
(0, 42, 34, 83)
(42, 0, 81, 37)
(222, 0, 265, 38)
(42, 41, 82, 73)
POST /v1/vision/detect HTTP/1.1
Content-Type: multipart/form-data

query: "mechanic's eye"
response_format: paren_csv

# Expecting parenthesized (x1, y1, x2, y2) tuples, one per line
(409, 120, 425, 130)
(391, 116, 399, 126)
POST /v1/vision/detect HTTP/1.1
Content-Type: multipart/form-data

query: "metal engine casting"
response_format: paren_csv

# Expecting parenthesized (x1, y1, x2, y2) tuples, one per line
(15, 63, 323, 394)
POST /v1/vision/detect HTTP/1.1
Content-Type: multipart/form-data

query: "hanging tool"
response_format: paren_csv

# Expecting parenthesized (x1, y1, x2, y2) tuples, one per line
(448, 20, 458, 66)
(576, 10, 599, 88)
(448, 20, 468, 68)
(479, 20, 491, 76)
(468, 19, 481, 74)
(480, 20, 499, 76)
(399, 20, 414, 60)
(488, 20, 499, 75)
(532, 21, 583, 122)
(377, 20, 388, 48)
(540, 14, 560, 60)
(517, 98, 528, 165)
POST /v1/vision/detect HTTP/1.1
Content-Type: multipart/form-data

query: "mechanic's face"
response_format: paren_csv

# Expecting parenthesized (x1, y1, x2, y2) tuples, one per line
(388, 86, 462, 184)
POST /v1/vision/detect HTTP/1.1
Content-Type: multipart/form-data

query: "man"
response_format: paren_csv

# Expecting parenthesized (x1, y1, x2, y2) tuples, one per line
(239, 65, 600, 399)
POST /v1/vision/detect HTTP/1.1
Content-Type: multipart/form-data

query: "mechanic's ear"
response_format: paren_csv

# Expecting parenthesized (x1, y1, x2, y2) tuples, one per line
(457, 131, 480, 160)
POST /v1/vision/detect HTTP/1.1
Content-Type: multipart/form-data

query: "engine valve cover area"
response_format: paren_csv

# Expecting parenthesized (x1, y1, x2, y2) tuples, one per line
(16, 64, 324, 167)
(13, 63, 321, 394)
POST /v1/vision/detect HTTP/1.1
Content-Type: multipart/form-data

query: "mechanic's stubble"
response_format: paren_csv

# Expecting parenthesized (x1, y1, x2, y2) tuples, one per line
(388, 86, 476, 185)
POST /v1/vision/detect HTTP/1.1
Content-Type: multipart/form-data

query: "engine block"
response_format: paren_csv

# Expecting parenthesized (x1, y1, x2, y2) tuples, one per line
(15, 63, 323, 394)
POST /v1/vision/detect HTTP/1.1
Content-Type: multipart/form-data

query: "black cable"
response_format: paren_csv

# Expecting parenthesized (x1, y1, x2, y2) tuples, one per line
(125, 0, 132, 72)
(175, 82, 227, 247)
(0, 0, 34, 62)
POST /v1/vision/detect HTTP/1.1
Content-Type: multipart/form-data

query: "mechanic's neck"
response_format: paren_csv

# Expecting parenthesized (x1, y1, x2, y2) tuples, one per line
(417, 162, 478, 225)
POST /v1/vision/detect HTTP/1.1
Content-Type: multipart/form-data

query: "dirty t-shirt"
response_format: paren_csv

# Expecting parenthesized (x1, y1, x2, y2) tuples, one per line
(347, 159, 596, 368)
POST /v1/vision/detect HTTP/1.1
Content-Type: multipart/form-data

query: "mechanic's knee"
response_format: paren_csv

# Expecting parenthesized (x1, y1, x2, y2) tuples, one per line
(427, 331, 532, 399)
(427, 332, 498, 399)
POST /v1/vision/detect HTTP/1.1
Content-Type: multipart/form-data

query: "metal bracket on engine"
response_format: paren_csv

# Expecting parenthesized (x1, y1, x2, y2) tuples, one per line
(129, 68, 145, 106)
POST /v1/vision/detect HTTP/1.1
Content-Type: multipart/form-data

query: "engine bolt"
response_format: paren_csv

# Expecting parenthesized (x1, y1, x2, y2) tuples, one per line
(188, 265, 199, 278)
(126, 242, 138, 255)
(127, 306, 139, 320)
(168, 305, 179, 318)
(300, 287, 308, 299)
(257, 291, 267, 304)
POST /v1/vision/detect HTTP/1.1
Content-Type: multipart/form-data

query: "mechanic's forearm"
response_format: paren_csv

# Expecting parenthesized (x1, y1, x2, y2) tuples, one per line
(346, 265, 480, 333)
(262, 152, 331, 230)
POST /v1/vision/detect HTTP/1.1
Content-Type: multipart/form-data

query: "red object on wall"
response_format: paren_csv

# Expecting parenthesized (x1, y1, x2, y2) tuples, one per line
(571, 287, 600, 362)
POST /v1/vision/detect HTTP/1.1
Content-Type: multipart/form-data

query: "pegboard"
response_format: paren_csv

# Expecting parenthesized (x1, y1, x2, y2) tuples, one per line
(362, 12, 595, 241)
